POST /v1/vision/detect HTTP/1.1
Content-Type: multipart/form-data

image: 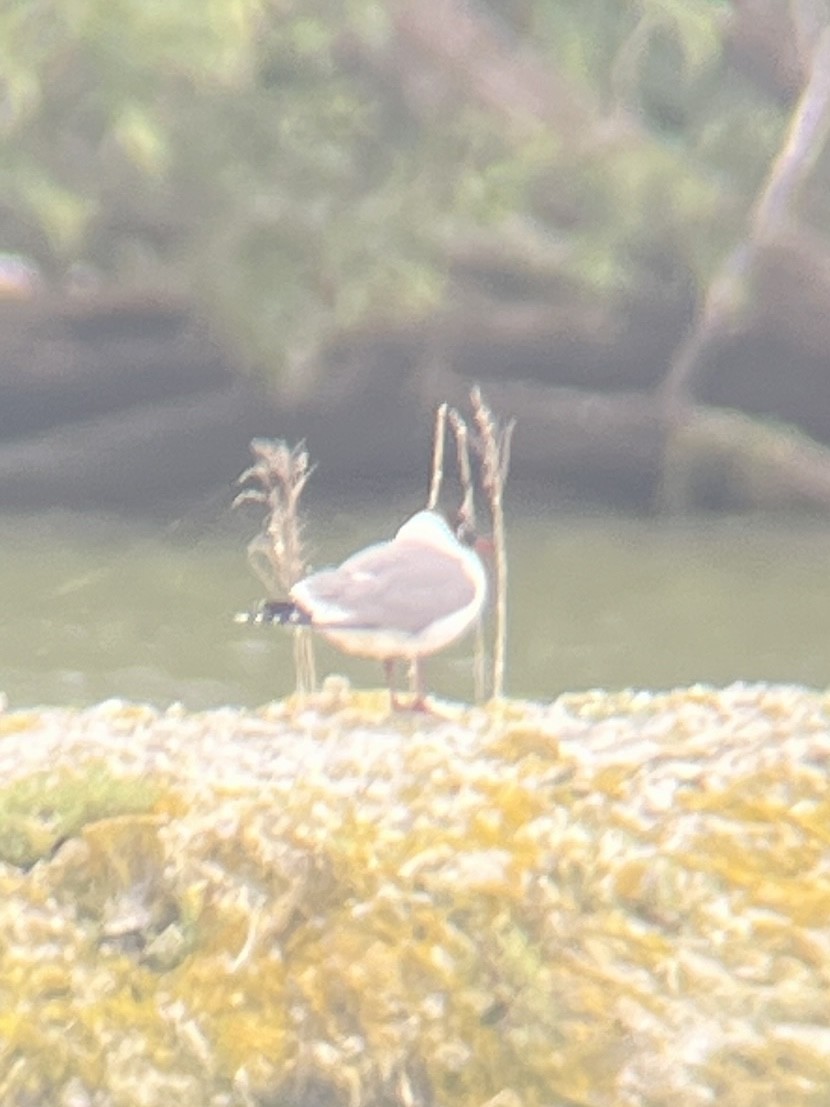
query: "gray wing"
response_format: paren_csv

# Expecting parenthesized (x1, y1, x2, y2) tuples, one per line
(292, 539, 476, 635)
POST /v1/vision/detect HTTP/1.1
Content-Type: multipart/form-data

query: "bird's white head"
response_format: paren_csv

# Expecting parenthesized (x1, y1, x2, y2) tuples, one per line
(395, 510, 461, 554)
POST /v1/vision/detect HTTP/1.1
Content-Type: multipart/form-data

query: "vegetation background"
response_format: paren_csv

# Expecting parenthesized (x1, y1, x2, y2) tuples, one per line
(3, 0, 830, 509)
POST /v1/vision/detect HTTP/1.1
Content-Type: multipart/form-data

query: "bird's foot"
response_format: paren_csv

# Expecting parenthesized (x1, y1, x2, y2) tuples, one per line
(389, 693, 436, 714)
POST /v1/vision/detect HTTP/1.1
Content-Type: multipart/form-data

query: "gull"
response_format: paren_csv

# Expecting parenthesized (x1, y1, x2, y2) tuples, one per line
(244, 510, 487, 709)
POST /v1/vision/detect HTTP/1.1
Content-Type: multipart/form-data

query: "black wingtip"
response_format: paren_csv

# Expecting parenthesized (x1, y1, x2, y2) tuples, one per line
(235, 600, 311, 626)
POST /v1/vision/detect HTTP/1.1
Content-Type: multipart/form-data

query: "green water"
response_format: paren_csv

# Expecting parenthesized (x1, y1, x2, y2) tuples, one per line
(2, 501, 830, 709)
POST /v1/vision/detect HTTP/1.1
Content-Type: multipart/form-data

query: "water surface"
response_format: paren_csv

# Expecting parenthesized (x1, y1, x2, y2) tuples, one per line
(2, 499, 829, 709)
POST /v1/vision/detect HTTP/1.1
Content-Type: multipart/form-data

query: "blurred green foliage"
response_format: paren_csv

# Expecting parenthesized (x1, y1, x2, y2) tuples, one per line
(0, 0, 787, 376)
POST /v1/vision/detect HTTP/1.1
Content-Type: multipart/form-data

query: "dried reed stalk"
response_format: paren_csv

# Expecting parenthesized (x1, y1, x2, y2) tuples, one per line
(234, 439, 316, 693)
(471, 386, 515, 701)
(448, 408, 476, 537)
(427, 402, 448, 510)
(448, 407, 486, 702)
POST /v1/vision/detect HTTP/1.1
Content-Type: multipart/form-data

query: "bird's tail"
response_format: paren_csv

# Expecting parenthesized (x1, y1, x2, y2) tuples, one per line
(234, 600, 311, 626)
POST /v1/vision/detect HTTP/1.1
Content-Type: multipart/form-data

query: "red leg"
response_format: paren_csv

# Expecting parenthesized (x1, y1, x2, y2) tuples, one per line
(384, 659, 401, 710)
(409, 659, 430, 712)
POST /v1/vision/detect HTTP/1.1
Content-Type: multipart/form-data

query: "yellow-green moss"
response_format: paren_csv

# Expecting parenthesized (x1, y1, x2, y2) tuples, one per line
(0, 762, 161, 867)
(0, 686, 827, 1105)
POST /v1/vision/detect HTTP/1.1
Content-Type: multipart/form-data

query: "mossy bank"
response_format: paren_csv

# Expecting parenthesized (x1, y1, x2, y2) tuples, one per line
(0, 683, 828, 1107)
